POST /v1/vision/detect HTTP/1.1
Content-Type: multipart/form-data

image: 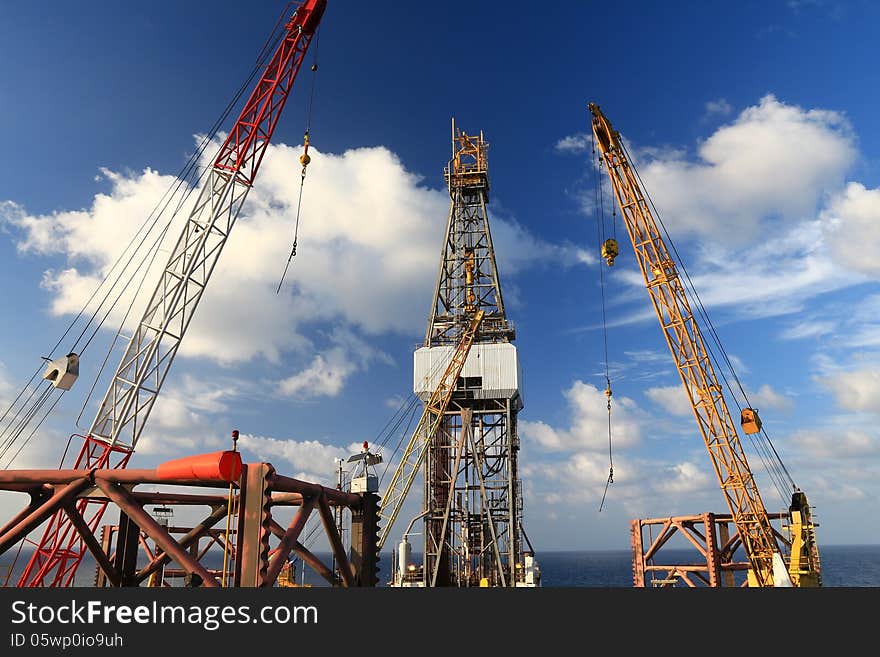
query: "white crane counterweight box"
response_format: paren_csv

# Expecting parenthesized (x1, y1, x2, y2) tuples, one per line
(413, 342, 521, 404)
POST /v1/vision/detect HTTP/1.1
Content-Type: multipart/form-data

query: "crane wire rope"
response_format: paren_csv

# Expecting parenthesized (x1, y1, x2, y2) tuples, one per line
(619, 139, 794, 503)
(373, 338, 471, 486)
(72, 20, 291, 418)
(623, 139, 795, 502)
(377, 397, 422, 487)
(0, 385, 55, 467)
(593, 132, 615, 512)
(277, 25, 321, 294)
(221, 431, 240, 587)
(0, 5, 307, 585)
(286, 516, 327, 582)
(621, 140, 794, 499)
(0, 20, 290, 470)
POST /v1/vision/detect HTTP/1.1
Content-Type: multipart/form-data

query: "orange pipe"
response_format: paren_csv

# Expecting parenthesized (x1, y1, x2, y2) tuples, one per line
(156, 451, 242, 483)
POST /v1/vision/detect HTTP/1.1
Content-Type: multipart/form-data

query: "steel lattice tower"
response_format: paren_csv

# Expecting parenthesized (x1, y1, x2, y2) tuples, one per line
(412, 120, 532, 587)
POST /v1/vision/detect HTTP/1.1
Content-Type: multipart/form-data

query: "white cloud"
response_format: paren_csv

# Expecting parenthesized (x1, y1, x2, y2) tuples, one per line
(786, 0, 825, 12)
(821, 182, 880, 276)
(0, 361, 13, 405)
(526, 453, 620, 493)
(623, 349, 668, 364)
(646, 380, 790, 420)
(645, 385, 692, 417)
(554, 133, 591, 154)
(237, 434, 361, 485)
(384, 395, 408, 409)
(608, 218, 864, 327)
(816, 368, 880, 414)
(831, 295, 880, 349)
(279, 350, 353, 398)
(845, 327, 880, 349)
(704, 98, 732, 117)
(489, 213, 594, 271)
(654, 461, 713, 494)
(521, 380, 643, 452)
(587, 97, 870, 339)
(781, 319, 837, 340)
(726, 354, 751, 377)
(278, 329, 389, 399)
(1, 139, 580, 370)
(748, 383, 793, 412)
(788, 429, 878, 459)
(633, 94, 856, 242)
(1, 170, 177, 265)
(133, 375, 241, 455)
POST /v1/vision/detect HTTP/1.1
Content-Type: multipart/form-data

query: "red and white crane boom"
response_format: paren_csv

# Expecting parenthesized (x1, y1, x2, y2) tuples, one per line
(18, 0, 327, 588)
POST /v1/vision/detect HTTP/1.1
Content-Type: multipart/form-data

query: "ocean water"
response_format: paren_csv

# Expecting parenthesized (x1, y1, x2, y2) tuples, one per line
(533, 545, 880, 587)
(3, 544, 877, 587)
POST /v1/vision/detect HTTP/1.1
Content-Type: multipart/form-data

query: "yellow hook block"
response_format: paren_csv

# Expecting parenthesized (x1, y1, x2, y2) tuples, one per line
(601, 238, 619, 266)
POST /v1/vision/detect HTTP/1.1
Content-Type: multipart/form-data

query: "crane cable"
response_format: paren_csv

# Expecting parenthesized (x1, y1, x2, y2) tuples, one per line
(0, 18, 292, 470)
(277, 27, 321, 294)
(1, 23, 292, 581)
(619, 138, 794, 504)
(0, 7, 299, 581)
(592, 132, 614, 512)
(71, 20, 293, 428)
(374, 346, 459, 486)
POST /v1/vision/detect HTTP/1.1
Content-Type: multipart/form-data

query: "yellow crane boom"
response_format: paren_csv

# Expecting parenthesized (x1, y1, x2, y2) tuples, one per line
(588, 102, 820, 587)
(376, 310, 485, 552)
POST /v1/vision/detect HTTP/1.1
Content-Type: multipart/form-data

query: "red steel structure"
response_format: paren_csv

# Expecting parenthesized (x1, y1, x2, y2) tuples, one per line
(17, 0, 327, 587)
(0, 452, 378, 587)
(630, 512, 790, 588)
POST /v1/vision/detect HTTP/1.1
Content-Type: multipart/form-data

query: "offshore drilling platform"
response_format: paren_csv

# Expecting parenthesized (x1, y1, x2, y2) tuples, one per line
(0, 1, 825, 591)
(384, 123, 539, 588)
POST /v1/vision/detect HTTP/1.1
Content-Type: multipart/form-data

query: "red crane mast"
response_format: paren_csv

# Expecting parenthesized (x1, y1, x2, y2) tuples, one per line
(18, 0, 327, 587)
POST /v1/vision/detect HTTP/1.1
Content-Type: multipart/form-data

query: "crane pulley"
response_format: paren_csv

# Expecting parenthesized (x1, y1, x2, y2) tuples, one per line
(588, 101, 821, 587)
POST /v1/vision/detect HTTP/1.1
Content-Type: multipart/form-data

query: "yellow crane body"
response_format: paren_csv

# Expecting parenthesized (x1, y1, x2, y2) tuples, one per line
(376, 310, 485, 552)
(589, 102, 821, 587)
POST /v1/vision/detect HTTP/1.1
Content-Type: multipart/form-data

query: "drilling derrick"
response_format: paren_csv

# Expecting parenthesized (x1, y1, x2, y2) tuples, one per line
(411, 121, 533, 587)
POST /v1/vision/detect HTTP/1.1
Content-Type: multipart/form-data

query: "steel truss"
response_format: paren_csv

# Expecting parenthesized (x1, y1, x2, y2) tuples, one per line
(0, 457, 378, 588)
(631, 512, 792, 588)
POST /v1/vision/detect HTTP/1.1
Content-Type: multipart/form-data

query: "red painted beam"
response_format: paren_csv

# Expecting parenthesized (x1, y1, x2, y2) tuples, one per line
(264, 496, 316, 586)
(135, 504, 230, 584)
(269, 473, 361, 507)
(317, 494, 353, 587)
(95, 478, 219, 588)
(0, 478, 91, 552)
(62, 504, 120, 587)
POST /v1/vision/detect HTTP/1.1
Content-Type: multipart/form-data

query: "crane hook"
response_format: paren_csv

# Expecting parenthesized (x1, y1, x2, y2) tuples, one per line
(299, 131, 311, 176)
(601, 238, 619, 267)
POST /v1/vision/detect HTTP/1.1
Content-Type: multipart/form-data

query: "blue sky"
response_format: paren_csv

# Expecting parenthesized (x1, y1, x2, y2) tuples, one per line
(1, 0, 879, 556)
